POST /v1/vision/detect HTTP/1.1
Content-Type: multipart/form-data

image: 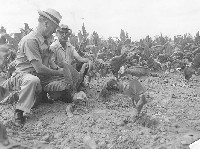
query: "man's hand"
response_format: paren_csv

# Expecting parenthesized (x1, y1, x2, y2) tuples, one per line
(58, 67, 63, 71)
(57, 68, 64, 75)
(31, 60, 64, 76)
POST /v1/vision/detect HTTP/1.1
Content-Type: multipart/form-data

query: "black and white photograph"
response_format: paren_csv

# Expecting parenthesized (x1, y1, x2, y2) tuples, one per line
(0, 0, 200, 148)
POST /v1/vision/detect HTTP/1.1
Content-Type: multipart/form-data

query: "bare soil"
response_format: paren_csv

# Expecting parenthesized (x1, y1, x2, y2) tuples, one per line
(1, 72, 200, 149)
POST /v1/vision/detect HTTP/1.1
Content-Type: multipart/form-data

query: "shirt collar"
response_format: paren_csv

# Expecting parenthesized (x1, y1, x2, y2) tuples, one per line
(66, 41, 71, 46)
(56, 39, 63, 49)
(33, 28, 53, 45)
(56, 39, 71, 50)
(32, 28, 45, 45)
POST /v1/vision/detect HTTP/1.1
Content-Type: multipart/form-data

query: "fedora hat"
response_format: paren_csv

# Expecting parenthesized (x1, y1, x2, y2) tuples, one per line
(38, 8, 62, 26)
(57, 24, 71, 33)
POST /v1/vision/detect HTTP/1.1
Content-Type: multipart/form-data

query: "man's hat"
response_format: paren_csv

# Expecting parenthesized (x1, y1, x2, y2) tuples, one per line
(57, 24, 71, 33)
(38, 8, 62, 26)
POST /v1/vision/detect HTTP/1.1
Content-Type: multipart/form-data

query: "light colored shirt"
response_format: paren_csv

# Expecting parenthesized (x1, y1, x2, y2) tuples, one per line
(50, 40, 78, 68)
(15, 29, 53, 73)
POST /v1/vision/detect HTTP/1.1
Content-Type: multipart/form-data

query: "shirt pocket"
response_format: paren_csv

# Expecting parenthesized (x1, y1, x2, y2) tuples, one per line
(40, 44, 49, 56)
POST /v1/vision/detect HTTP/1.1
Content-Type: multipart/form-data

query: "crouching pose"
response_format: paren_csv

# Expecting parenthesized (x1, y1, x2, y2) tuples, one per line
(0, 8, 64, 126)
(50, 24, 93, 90)
(0, 9, 85, 127)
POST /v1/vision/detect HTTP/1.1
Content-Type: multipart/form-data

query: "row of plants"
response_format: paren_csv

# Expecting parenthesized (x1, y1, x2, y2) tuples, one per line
(1, 23, 200, 79)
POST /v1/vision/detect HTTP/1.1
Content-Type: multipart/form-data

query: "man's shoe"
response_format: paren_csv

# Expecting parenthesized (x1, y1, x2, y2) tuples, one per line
(40, 92, 54, 104)
(13, 110, 25, 127)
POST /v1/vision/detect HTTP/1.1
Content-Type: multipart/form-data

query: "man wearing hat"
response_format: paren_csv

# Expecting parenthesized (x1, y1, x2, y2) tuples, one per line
(50, 24, 93, 90)
(0, 8, 68, 126)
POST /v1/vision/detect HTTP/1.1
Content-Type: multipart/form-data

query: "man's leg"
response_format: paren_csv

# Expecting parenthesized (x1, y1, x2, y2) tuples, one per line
(15, 73, 41, 126)
(37, 74, 66, 104)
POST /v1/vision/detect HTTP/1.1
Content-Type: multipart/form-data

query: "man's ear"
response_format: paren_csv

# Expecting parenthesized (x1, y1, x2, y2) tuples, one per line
(44, 21, 48, 28)
(55, 32, 59, 36)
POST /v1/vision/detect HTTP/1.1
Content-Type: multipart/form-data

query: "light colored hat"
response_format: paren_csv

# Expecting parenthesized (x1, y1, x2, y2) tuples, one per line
(57, 24, 71, 33)
(38, 8, 62, 26)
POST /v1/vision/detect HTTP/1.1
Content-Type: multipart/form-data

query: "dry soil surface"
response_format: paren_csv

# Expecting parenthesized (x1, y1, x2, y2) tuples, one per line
(1, 72, 200, 149)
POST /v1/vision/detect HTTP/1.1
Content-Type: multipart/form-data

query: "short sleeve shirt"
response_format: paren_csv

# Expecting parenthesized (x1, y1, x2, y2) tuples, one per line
(15, 30, 52, 73)
(50, 40, 76, 68)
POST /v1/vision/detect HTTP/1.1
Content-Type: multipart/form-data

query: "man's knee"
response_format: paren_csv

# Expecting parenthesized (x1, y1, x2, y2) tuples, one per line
(29, 76, 40, 85)
(30, 76, 42, 93)
(25, 75, 41, 92)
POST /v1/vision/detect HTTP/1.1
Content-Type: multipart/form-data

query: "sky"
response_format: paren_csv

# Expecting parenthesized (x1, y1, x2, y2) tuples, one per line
(1, 0, 200, 41)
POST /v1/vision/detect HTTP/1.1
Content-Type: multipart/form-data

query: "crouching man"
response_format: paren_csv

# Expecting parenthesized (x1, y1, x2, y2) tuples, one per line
(49, 24, 93, 90)
(0, 8, 66, 126)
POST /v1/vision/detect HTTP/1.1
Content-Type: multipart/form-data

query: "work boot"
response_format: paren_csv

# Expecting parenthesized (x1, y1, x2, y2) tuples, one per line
(13, 109, 25, 127)
(33, 92, 53, 108)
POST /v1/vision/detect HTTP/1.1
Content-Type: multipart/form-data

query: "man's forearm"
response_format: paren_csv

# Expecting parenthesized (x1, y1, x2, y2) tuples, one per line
(37, 65, 63, 76)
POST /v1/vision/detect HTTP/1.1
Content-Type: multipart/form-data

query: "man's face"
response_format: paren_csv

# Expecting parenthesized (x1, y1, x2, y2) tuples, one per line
(56, 30, 71, 41)
(44, 21, 58, 38)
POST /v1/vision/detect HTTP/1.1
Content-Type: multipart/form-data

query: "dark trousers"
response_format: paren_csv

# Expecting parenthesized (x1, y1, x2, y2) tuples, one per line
(36, 62, 89, 105)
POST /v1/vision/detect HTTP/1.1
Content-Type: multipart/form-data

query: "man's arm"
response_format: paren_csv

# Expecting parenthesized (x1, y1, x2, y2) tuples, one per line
(73, 49, 90, 63)
(31, 59, 63, 75)
(73, 49, 93, 71)
(26, 39, 63, 75)
(48, 53, 61, 70)
(49, 60, 61, 70)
